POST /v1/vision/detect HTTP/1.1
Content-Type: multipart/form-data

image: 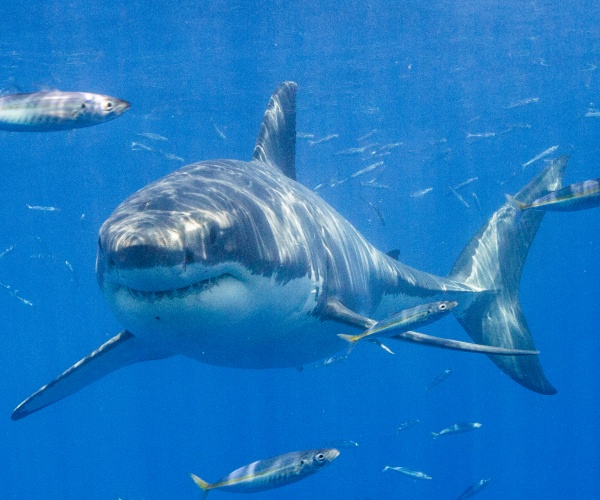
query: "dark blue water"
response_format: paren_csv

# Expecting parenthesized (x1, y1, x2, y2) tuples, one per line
(2, 1, 599, 498)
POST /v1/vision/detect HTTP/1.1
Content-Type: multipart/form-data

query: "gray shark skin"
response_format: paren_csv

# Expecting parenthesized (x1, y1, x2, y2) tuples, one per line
(12, 82, 564, 420)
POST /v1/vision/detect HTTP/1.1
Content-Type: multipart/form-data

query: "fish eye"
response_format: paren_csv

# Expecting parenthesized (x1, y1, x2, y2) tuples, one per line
(439, 303, 447, 310)
(103, 100, 114, 110)
(316, 453, 325, 461)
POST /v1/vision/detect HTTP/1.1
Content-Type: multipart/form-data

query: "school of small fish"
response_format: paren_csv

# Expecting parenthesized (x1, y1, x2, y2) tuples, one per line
(4, 81, 600, 500)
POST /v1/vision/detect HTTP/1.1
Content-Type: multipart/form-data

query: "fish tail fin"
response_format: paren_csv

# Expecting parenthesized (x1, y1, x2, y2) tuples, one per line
(190, 473, 210, 499)
(337, 333, 358, 343)
(430, 432, 439, 439)
(448, 155, 568, 395)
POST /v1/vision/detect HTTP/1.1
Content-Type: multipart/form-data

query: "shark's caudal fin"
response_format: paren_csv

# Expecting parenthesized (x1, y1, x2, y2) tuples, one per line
(448, 155, 568, 395)
(252, 81, 297, 180)
(11, 331, 171, 420)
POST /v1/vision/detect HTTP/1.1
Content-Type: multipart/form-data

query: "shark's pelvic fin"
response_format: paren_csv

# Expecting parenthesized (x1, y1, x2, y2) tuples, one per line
(252, 81, 297, 180)
(390, 330, 539, 355)
(448, 155, 569, 395)
(324, 298, 375, 330)
(11, 331, 172, 420)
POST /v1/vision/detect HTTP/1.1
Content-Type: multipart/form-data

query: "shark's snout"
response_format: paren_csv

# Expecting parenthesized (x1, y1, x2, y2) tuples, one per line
(105, 244, 188, 270)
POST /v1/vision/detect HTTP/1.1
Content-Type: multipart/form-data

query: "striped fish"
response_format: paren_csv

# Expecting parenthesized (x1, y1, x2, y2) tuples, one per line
(0, 91, 129, 131)
(506, 179, 600, 212)
(337, 300, 457, 343)
(190, 448, 339, 498)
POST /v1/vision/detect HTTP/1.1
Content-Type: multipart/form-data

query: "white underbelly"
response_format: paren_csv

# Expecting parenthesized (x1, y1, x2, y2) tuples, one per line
(102, 274, 351, 369)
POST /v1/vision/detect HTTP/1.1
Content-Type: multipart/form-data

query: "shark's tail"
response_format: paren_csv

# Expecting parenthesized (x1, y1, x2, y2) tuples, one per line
(447, 155, 568, 395)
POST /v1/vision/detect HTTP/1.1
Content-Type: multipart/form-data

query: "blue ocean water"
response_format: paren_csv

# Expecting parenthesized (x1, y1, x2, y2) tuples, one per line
(1, 1, 599, 498)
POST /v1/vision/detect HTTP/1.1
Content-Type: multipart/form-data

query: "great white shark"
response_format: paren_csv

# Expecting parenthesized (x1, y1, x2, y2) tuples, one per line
(12, 82, 566, 420)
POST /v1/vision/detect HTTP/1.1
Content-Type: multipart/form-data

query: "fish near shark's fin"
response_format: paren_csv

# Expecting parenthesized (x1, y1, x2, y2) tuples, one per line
(448, 155, 569, 395)
(331, 299, 537, 355)
(11, 331, 172, 420)
(253, 81, 297, 180)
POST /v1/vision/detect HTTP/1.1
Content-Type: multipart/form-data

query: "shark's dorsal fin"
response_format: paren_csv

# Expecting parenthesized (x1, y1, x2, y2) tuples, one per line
(253, 81, 297, 180)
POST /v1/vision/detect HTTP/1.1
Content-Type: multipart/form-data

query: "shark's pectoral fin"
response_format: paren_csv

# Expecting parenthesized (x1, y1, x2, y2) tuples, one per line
(390, 330, 540, 356)
(11, 331, 172, 420)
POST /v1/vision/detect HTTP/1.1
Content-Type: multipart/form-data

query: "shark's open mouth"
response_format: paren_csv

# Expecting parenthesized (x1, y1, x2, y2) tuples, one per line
(120, 273, 234, 301)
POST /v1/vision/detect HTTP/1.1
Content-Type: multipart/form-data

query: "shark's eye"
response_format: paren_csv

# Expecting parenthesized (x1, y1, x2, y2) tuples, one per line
(439, 303, 447, 310)
(184, 249, 195, 264)
(103, 100, 114, 111)
(316, 453, 325, 461)
(208, 224, 219, 245)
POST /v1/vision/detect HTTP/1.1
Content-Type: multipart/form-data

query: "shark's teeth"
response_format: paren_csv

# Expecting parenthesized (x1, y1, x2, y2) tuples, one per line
(124, 273, 232, 301)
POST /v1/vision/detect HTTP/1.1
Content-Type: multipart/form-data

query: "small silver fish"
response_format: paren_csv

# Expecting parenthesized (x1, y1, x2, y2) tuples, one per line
(161, 151, 185, 162)
(507, 179, 600, 212)
(378, 141, 403, 152)
(506, 97, 539, 108)
(338, 301, 457, 343)
(190, 448, 339, 498)
(452, 177, 478, 191)
(0, 245, 15, 258)
(431, 422, 482, 439)
(521, 145, 559, 168)
(410, 187, 434, 198)
(350, 161, 384, 179)
(308, 133, 339, 146)
(382, 465, 432, 480)
(425, 368, 452, 391)
(465, 132, 496, 140)
(130, 141, 153, 151)
(0, 281, 33, 306)
(357, 129, 377, 141)
(457, 478, 491, 499)
(334, 145, 374, 156)
(471, 192, 482, 214)
(361, 179, 390, 190)
(211, 119, 227, 141)
(26, 204, 60, 212)
(137, 132, 168, 141)
(449, 185, 470, 208)
(313, 354, 348, 368)
(363, 198, 385, 225)
(0, 91, 129, 131)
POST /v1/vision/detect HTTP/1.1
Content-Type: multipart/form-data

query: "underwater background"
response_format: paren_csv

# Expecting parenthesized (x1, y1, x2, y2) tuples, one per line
(1, 1, 599, 498)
